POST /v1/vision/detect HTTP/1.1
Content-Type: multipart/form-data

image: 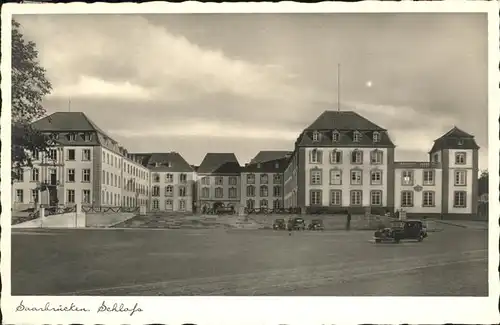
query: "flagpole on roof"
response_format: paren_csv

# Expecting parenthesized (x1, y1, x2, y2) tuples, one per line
(337, 63, 341, 112)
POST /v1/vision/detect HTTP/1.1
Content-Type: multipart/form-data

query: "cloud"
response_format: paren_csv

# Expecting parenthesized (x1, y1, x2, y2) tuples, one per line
(49, 75, 153, 100)
(109, 119, 299, 141)
(16, 15, 316, 104)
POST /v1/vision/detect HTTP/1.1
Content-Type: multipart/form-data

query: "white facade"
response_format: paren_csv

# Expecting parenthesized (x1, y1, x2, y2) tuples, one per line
(304, 147, 389, 207)
(150, 171, 196, 212)
(240, 172, 283, 210)
(394, 166, 442, 214)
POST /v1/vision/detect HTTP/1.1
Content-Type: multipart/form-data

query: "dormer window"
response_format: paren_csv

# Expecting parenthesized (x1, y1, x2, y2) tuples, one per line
(257, 163, 261, 169)
(373, 132, 380, 143)
(155, 162, 160, 167)
(274, 162, 279, 169)
(458, 139, 464, 146)
(312, 131, 320, 142)
(353, 131, 361, 142)
(53, 133, 59, 140)
(83, 133, 92, 142)
(164, 162, 172, 168)
(68, 133, 76, 141)
(332, 131, 340, 142)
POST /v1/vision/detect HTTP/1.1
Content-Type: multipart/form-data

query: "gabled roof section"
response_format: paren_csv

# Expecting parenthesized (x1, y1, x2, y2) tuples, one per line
(430, 126, 479, 153)
(305, 110, 386, 131)
(198, 153, 241, 174)
(249, 150, 293, 164)
(131, 152, 194, 172)
(296, 129, 395, 148)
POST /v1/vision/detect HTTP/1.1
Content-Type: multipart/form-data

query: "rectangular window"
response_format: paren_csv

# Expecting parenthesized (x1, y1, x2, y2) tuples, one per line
(370, 190, 382, 206)
(273, 174, 281, 184)
(422, 191, 435, 207)
(453, 191, 467, 207)
(31, 189, 38, 203)
(330, 190, 342, 206)
(370, 170, 382, 185)
(67, 149, 76, 161)
(215, 187, 224, 198)
(152, 199, 159, 210)
(310, 190, 322, 205)
(229, 176, 237, 185)
(67, 169, 75, 182)
(350, 190, 362, 206)
(31, 168, 39, 182)
(309, 149, 322, 164)
(330, 150, 342, 164)
(370, 150, 383, 164)
(82, 190, 91, 204)
(330, 169, 342, 185)
(260, 174, 269, 184)
(201, 177, 210, 185)
(215, 177, 224, 185)
(179, 186, 186, 197)
(246, 185, 255, 197)
(49, 149, 57, 160)
(67, 189, 75, 204)
(423, 170, 435, 186)
(82, 149, 91, 161)
(454, 170, 467, 186)
(229, 187, 237, 198)
(201, 187, 209, 198)
(16, 189, 24, 203)
(16, 169, 24, 182)
(152, 173, 160, 183)
(273, 186, 281, 197)
(351, 150, 363, 164)
(260, 186, 269, 197)
(350, 170, 362, 185)
(401, 191, 414, 207)
(180, 174, 188, 183)
(165, 174, 173, 183)
(455, 152, 466, 165)
(247, 174, 255, 184)
(310, 169, 322, 185)
(401, 170, 414, 186)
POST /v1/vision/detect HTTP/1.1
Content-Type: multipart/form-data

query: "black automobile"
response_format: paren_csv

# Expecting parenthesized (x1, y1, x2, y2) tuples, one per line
(374, 220, 427, 243)
(288, 217, 306, 231)
(308, 219, 324, 231)
(273, 218, 287, 230)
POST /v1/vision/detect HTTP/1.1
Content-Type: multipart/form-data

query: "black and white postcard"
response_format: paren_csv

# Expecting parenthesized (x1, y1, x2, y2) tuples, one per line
(1, 2, 499, 324)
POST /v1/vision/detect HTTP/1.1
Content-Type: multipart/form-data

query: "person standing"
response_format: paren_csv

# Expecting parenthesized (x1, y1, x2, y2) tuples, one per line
(346, 210, 351, 231)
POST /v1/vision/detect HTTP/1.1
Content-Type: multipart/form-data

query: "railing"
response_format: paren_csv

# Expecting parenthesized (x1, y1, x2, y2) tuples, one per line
(28, 205, 77, 218)
(81, 206, 140, 213)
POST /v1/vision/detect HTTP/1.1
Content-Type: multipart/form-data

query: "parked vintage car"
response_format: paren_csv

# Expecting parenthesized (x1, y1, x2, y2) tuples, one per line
(272, 218, 287, 230)
(288, 217, 306, 231)
(373, 220, 427, 243)
(308, 219, 325, 231)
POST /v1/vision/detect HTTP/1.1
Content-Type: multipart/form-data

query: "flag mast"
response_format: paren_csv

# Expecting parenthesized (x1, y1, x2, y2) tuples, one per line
(337, 63, 341, 112)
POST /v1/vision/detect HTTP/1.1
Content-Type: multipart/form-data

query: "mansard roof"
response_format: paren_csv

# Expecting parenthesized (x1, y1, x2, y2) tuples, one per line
(430, 126, 479, 153)
(297, 110, 394, 147)
(198, 153, 241, 174)
(131, 152, 194, 172)
(305, 110, 386, 131)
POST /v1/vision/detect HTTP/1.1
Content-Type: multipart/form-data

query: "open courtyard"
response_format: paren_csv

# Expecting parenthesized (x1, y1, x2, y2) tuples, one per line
(11, 226, 487, 296)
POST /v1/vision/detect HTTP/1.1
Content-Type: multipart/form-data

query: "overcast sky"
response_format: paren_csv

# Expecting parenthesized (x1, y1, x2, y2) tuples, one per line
(15, 13, 488, 169)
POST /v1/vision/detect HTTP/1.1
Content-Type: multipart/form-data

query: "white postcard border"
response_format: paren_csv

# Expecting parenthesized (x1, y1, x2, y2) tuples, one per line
(1, 2, 499, 325)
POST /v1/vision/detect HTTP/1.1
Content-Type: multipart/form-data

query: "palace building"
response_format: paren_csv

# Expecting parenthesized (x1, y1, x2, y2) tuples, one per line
(12, 110, 480, 219)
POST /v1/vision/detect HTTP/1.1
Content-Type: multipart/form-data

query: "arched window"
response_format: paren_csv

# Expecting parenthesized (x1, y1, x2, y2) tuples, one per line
(332, 130, 340, 142)
(260, 185, 269, 197)
(260, 174, 268, 184)
(370, 149, 383, 164)
(246, 185, 255, 197)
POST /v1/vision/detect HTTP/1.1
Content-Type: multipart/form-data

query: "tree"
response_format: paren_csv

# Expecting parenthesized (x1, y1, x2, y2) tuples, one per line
(478, 170, 488, 196)
(10, 19, 53, 181)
